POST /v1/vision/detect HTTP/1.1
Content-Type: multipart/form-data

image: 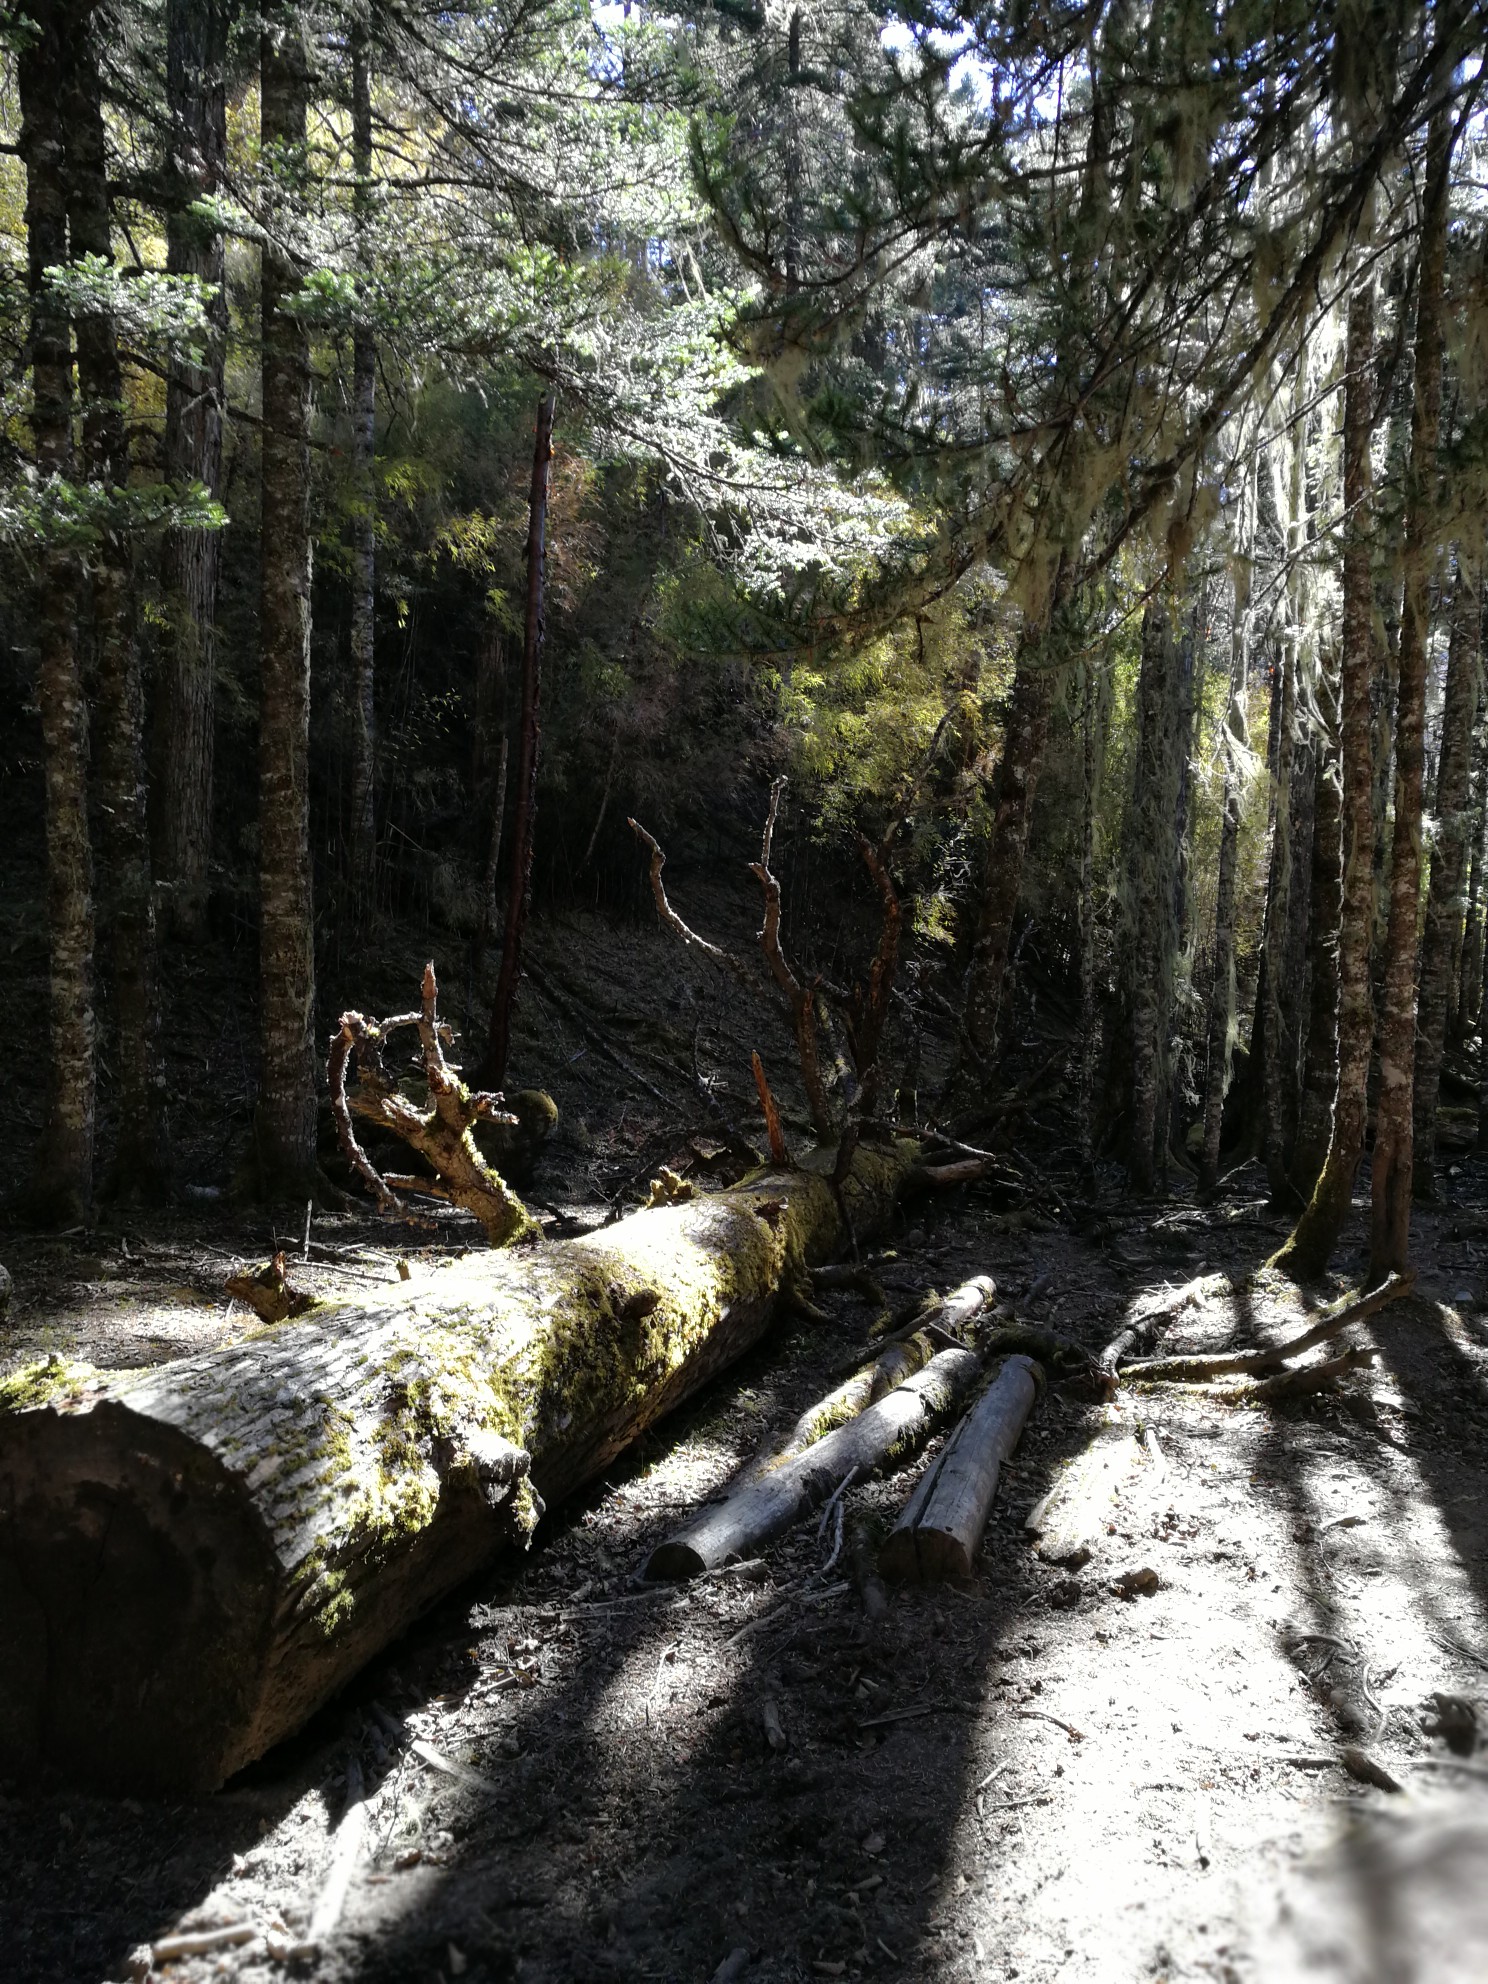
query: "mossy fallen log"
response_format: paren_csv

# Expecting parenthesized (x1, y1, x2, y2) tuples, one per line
(0, 1143, 915, 1795)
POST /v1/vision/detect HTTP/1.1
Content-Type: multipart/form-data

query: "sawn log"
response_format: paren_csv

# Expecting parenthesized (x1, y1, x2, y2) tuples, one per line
(643, 1345, 982, 1579)
(879, 1354, 1040, 1582)
(0, 1144, 916, 1794)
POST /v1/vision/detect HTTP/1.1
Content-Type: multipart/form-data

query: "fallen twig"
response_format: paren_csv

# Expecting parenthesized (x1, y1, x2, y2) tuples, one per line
(1121, 1273, 1412, 1383)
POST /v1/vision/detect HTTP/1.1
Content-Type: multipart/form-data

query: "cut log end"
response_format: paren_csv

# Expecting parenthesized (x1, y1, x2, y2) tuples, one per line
(1, 1142, 921, 1793)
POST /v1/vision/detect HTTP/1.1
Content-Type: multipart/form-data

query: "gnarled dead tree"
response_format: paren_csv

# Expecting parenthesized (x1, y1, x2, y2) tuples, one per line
(329, 963, 535, 1245)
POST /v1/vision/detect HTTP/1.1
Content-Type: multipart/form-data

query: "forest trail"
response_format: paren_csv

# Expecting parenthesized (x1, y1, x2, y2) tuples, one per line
(7, 1100, 1488, 1982)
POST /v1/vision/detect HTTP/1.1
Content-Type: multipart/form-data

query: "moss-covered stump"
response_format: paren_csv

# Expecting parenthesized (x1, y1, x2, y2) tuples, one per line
(0, 1144, 915, 1795)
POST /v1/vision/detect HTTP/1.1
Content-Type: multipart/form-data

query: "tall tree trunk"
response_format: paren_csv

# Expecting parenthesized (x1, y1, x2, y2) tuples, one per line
(65, 7, 166, 1202)
(465, 626, 508, 1033)
(19, 8, 95, 1226)
(1456, 700, 1488, 1045)
(1164, 591, 1204, 1165)
(1125, 593, 1184, 1192)
(1273, 280, 1379, 1279)
(1076, 663, 1100, 1177)
(1411, 566, 1482, 1199)
(1263, 651, 1316, 1203)
(158, 0, 228, 940)
(1289, 660, 1343, 1198)
(1199, 524, 1254, 1193)
(480, 388, 554, 1090)
(347, 14, 377, 912)
(1369, 109, 1451, 1280)
(255, 17, 319, 1198)
(962, 566, 1066, 1073)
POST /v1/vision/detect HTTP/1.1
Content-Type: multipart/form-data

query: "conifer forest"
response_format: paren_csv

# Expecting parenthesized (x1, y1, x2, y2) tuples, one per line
(9, 1, 1488, 1978)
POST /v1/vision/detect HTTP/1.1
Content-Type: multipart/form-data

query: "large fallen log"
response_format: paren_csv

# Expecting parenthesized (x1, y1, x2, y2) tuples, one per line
(0, 1143, 916, 1794)
(879, 1354, 1040, 1583)
(644, 1345, 982, 1579)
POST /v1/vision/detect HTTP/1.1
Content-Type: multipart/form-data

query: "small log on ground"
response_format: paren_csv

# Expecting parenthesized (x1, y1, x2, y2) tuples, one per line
(832, 1274, 994, 1378)
(644, 1345, 982, 1579)
(0, 1142, 917, 1794)
(879, 1355, 1040, 1582)
(761, 1331, 939, 1471)
(1024, 1428, 1143, 1568)
(1120, 1273, 1411, 1384)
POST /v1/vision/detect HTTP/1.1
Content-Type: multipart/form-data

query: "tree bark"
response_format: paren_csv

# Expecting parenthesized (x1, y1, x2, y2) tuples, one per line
(255, 17, 320, 1197)
(1370, 109, 1451, 1281)
(158, 0, 228, 940)
(1453, 696, 1488, 1045)
(0, 1141, 918, 1794)
(347, 15, 377, 912)
(19, 6, 95, 1226)
(1076, 663, 1101, 1174)
(1125, 594, 1185, 1191)
(65, 6, 167, 1202)
(1200, 561, 1252, 1192)
(963, 568, 1065, 1072)
(1411, 567, 1482, 1199)
(1273, 278, 1379, 1279)
(1261, 630, 1316, 1201)
(480, 388, 554, 1090)
(879, 1354, 1039, 1583)
(1290, 660, 1343, 1198)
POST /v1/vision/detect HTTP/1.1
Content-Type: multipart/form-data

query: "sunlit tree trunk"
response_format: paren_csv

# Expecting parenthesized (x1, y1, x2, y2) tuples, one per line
(19, 8, 95, 1226)
(1274, 279, 1379, 1279)
(347, 13, 378, 912)
(1370, 110, 1451, 1280)
(1260, 627, 1315, 1200)
(66, 10, 167, 1202)
(158, 0, 228, 940)
(255, 16, 320, 1197)
(1290, 659, 1343, 1199)
(1456, 703, 1488, 1045)
(1412, 566, 1482, 1200)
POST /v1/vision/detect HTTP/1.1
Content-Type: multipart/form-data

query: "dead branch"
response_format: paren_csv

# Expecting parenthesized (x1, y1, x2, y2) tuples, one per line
(225, 1250, 316, 1325)
(845, 831, 901, 1116)
(749, 777, 835, 1140)
(330, 963, 536, 1245)
(1222, 1343, 1379, 1404)
(627, 817, 757, 990)
(1121, 1272, 1412, 1383)
(752, 1050, 791, 1166)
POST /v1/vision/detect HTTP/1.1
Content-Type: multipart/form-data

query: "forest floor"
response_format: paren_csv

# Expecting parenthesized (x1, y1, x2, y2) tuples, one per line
(6, 905, 1488, 1984)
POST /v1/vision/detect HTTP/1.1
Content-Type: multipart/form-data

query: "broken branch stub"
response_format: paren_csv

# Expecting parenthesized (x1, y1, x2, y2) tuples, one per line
(330, 962, 535, 1245)
(0, 1140, 919, 1793)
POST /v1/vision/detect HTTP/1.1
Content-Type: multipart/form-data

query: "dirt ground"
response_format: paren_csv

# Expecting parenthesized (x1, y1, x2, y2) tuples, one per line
(6, 908, 1488, 1984)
